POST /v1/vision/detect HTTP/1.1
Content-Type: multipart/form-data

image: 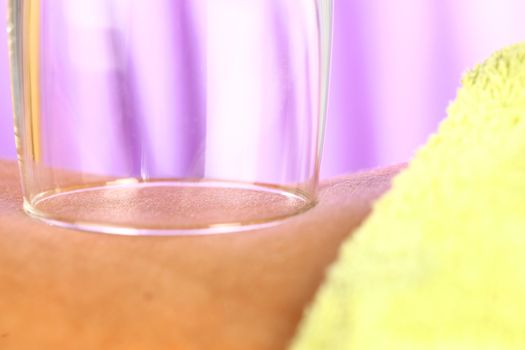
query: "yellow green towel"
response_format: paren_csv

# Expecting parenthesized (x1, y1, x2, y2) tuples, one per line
(291, 43, 525, 350)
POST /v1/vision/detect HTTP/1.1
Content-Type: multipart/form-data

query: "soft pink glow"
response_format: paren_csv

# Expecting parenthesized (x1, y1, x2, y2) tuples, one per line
(1, 0, 524, 177)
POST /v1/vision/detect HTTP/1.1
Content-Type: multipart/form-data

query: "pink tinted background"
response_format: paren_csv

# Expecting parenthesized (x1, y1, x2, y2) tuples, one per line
(1, 0, 524, 177)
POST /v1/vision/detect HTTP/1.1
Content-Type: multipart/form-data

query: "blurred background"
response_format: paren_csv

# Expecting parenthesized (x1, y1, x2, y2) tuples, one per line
(0, 0, 523, 178)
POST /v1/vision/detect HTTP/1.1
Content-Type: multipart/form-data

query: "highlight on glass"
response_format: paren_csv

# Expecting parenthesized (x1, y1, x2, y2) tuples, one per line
(7, 0, 333, 235)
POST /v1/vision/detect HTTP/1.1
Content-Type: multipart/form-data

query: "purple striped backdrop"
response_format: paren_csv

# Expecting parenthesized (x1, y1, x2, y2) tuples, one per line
(1, 0, 524, 177)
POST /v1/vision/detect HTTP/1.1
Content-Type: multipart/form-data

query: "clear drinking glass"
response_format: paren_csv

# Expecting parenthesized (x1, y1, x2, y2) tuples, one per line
(7, 0, 333, 235)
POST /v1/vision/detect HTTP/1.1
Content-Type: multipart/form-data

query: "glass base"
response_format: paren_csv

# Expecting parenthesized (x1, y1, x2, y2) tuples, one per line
(24, 180, 315, 236)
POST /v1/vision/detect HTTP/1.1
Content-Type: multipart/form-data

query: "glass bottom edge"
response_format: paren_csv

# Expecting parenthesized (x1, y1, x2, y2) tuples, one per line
(23, 179, 316, 236)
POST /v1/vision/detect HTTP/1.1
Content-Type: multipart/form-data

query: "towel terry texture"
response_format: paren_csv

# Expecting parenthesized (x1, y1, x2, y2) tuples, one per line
(290, 43, 525, 350)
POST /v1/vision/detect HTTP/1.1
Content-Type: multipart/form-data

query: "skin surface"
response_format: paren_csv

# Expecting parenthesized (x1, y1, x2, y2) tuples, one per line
(0, 160, 402, 350)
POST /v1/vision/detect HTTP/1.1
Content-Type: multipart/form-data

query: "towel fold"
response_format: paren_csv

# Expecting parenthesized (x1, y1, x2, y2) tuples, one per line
(291, 43, 525, 350)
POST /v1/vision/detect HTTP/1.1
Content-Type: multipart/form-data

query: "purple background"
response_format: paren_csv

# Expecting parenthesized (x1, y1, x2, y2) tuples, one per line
(1, 0, 524, 178)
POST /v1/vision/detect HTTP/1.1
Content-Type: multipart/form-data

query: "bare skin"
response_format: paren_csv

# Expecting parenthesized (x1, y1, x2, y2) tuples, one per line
(0, 160, 402, 350)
